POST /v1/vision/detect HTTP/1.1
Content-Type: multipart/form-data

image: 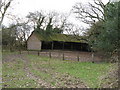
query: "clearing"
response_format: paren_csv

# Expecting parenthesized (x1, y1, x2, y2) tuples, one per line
(2, 51, 112, 88)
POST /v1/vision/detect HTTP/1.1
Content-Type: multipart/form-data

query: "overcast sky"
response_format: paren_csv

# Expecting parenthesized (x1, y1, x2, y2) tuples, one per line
(11, 0, 109, 16)
(3, 0, 109, 28)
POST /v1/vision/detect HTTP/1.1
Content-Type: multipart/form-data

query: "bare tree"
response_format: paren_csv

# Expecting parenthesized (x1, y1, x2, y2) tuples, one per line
(72, 0, 107, 25)
(45, 11, 68, 33)
(26, 11, 45, 30)
(27, 11, 68, 34)
(0, 0, 13, 26)
(47, 11, 68, 28)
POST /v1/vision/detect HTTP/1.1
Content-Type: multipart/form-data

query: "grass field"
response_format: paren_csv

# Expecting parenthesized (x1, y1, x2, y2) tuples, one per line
(2, 51, 113, 88)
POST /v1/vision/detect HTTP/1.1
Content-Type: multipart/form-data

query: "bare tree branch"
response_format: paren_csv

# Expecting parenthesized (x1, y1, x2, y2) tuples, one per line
(0, 0, 13, 26)
(73, 0, 107, 25)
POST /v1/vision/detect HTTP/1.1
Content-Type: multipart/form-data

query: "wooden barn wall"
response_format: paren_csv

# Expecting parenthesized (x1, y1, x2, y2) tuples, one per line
(27, 34, 41, 50)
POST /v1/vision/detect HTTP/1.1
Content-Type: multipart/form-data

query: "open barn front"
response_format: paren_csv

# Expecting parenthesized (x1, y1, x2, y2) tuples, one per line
(41, 41, 90, 51)
(41, 41, 52, 49)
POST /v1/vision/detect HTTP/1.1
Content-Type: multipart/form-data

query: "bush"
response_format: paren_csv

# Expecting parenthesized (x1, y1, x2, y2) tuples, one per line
(99, 63, 118, 88)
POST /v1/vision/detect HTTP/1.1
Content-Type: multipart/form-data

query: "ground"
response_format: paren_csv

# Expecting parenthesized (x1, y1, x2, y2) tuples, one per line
(2, 51, 112, 88)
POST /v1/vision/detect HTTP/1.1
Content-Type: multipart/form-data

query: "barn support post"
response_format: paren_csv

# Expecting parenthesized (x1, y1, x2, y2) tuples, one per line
(51, 41, 54, 50)
(62, 42, 64, 50)
(81, 44, 82, 51)
(71, 43, 73, 50)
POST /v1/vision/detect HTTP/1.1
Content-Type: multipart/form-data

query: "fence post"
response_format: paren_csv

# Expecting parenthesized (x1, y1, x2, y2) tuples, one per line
(63, 53, 65, 60)
(77, 55, 79, 61)
(49, 51, 51, 58)
(38, 51, 39, 56)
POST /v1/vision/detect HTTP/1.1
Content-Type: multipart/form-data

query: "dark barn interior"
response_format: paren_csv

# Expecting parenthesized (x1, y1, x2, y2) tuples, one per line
(41, 41, 89, 51)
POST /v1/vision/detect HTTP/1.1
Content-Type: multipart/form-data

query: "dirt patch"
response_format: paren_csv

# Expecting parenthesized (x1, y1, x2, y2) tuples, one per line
(31, 63, 88, 88)
(20, 55, 53, 88)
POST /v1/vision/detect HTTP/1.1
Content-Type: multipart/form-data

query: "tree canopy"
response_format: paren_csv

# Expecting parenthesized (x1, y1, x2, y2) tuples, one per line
(86, 1, 119, 61)
(73, 0, 120, 61)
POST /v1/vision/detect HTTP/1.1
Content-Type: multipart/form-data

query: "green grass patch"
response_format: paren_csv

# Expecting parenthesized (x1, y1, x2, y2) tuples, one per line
(2, 58, 38, 88)
(2, 52, 113, 88)
(27, 55, 54, 84)
(54, 62, 110, 88)
(2, 50, 19, 55)
(27, 54, 112, 88)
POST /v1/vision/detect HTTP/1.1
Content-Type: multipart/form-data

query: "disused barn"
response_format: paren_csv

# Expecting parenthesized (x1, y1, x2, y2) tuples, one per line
(27, 31, 89, 51)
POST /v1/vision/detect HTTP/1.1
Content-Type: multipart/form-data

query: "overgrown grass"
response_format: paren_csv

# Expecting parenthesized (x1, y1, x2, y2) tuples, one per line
(2, 58, 38, 88)
(56, 62, 110, 88)
(2, 51, 113, 88)
(27, 54, 111, 88)
(2, 50, 20, 56)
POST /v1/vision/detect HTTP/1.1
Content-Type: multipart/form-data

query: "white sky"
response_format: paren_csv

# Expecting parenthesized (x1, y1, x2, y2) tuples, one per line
(10, 0, 109, 16)
(3, 0, 109, 28)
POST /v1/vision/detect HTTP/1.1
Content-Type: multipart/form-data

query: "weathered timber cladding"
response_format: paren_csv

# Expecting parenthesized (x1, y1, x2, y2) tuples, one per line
(27, 33, 41, 50)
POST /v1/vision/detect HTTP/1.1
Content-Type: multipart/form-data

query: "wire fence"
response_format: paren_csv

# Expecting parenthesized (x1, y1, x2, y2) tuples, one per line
(24, 50, 103, 62)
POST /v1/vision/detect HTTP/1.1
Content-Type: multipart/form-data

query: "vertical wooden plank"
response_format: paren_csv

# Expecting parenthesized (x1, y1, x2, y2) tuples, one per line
(81, 43, 82, 51)
(62, 42, 64, 50)
(51, 41, 54, 50)
(71, 43, 73, 50)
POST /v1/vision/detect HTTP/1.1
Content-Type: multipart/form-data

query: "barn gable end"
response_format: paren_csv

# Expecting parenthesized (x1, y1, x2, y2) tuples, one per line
(27, 33, 42, 50)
